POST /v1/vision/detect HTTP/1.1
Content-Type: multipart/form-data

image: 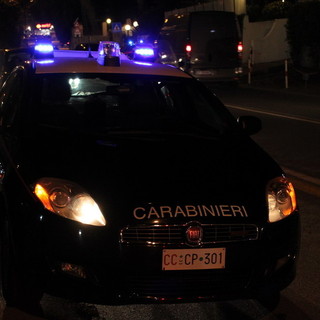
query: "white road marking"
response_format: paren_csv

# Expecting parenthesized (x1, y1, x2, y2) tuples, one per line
(226, 104, 320, 125)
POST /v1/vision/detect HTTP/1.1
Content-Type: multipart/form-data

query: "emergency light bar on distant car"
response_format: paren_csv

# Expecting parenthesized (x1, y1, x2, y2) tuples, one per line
(34, 41, 54, 59)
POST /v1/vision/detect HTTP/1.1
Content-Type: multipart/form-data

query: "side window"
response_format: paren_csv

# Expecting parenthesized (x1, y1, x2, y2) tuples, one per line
(0, 68, 24, 131)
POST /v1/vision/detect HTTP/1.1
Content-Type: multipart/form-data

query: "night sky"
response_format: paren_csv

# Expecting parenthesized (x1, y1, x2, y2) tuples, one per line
(29, 0, 186, 42)
(0, 0, 195, 46)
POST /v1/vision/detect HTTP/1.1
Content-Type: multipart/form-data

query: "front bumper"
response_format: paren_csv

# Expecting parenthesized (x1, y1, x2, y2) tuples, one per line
(40, 212, 300, 304)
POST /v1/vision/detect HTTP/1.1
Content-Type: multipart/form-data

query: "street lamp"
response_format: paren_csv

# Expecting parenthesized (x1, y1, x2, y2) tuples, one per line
(124, 24, 132, 37)
(104, 18, 112, 38)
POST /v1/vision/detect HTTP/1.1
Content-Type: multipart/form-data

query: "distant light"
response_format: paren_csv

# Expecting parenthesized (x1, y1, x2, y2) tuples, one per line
(186, 44, 192, 52)
(133, 21, 139, 28)
(36, 23, 52, 29)
(69, 78, 80, 89)
(106, 18, 112, 24)
(237, 42, 243, 53)
(124, 24, 131, 31)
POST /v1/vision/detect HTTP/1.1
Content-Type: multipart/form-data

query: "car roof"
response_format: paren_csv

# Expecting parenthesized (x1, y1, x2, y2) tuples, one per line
(34, 50, 192, 79)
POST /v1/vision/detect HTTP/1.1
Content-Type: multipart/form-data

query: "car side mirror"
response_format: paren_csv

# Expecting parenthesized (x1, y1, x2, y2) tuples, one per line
(237, 116, 261, 135)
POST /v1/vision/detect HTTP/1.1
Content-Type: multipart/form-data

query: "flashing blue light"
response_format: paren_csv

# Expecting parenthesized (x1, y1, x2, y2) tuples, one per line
(128, 40, 134, 46)
(135, 48, 154, 57)
(133, 61, 153, 66)
(36, 59, 54, 64)
(34, 43, 54, 53)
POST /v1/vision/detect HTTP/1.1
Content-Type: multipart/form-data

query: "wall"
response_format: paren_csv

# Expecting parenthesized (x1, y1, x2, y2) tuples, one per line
(242, 15, 290, 64)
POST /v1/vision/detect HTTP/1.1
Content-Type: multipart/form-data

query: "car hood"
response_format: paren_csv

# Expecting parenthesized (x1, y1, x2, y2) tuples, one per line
(20, 131, 282, 225)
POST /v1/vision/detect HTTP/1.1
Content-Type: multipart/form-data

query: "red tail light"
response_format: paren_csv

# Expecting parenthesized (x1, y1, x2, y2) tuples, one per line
(237, 42, 243, 53)
(185, 44, 192, 52)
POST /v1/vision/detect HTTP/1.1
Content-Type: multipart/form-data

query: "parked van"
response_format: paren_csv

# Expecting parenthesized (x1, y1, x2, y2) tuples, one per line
(156, 11, 243, 82)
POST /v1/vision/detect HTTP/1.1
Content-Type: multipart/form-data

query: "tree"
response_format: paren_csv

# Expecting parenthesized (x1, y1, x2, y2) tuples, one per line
(0, 0, 37, 47)
(247, 0, 297, 22)
(286, 1, 320, 70)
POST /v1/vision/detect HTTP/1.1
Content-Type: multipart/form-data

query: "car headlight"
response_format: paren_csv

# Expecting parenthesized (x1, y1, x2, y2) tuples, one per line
(34, 177, 106, 226)
(267, 176, 297, 223)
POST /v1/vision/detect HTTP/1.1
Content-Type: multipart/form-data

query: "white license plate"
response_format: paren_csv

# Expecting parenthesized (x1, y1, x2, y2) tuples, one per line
(162, 248, 226, 271)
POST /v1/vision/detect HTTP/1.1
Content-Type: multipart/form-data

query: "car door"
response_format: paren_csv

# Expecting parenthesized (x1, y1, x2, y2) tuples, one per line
(0, 66, 27, 190)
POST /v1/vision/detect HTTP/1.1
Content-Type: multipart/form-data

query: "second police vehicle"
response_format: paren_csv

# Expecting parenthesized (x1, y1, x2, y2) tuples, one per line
(0, 41, 299, 315)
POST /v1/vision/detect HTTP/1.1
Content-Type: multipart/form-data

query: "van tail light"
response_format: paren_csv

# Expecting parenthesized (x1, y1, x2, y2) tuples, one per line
(185, 44, 192, 59)
(237, 42, 243, 53)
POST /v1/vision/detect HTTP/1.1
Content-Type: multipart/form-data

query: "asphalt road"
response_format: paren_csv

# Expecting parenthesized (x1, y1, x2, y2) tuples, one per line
(216, 81, 320, 320)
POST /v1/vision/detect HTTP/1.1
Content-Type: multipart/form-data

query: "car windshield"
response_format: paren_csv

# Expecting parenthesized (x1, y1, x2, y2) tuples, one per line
(31, 74, 236, 137)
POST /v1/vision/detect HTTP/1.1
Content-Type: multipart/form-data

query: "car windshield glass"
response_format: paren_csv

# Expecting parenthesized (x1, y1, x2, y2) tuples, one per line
(33, 74, 235, 136)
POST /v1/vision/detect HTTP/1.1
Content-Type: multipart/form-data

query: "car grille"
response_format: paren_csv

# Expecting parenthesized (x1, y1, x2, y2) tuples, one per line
(120, 224, 259, 245)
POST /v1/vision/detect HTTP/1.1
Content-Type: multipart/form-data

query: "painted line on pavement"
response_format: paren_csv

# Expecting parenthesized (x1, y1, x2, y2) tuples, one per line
(282, 167, 320, 197)
(282, 167, 320, 186)
(226, 105, 320, 196)
(286, 176, 320, 198)
(227, 104, 320, 196)
(226, 104, 320, 125)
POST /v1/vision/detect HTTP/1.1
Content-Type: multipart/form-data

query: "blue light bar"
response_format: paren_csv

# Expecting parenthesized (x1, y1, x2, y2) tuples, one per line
(34, 43, 54, 53)
(132, 46, 156, 62)
(135, 47, 154, 57)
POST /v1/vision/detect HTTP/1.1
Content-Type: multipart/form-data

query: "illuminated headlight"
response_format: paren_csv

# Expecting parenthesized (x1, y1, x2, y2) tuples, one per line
(267, 177, 297, 223)
(34, 178, 106, 226)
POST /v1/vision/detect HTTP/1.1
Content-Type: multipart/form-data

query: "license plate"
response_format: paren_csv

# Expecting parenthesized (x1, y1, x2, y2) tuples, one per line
(162, 248, 226, 271)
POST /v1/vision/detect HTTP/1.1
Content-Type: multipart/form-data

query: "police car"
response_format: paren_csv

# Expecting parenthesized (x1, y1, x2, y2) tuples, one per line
(0, 42, 299, 315)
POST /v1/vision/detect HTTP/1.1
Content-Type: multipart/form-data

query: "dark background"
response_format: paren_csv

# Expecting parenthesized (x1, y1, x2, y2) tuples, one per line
(0, 0, 202, 46)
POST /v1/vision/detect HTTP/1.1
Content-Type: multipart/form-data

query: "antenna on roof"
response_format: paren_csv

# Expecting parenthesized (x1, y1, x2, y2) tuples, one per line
(88, 45, 94, 58)
(88, 36, 94, 58)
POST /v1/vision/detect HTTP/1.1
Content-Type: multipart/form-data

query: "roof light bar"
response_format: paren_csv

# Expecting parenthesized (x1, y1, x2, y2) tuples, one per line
(34, 42, 54, 59)
(97, 41, 121, 66)
(133, 46, 156, 62)
(135, 48, 154, 57)
(34, 43, 54, 53)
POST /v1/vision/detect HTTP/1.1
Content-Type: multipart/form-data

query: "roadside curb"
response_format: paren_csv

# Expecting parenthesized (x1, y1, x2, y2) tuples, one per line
(238, 82, 320, 98)
(240, 62, 320, 98)
(283, 167, 320, 198)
